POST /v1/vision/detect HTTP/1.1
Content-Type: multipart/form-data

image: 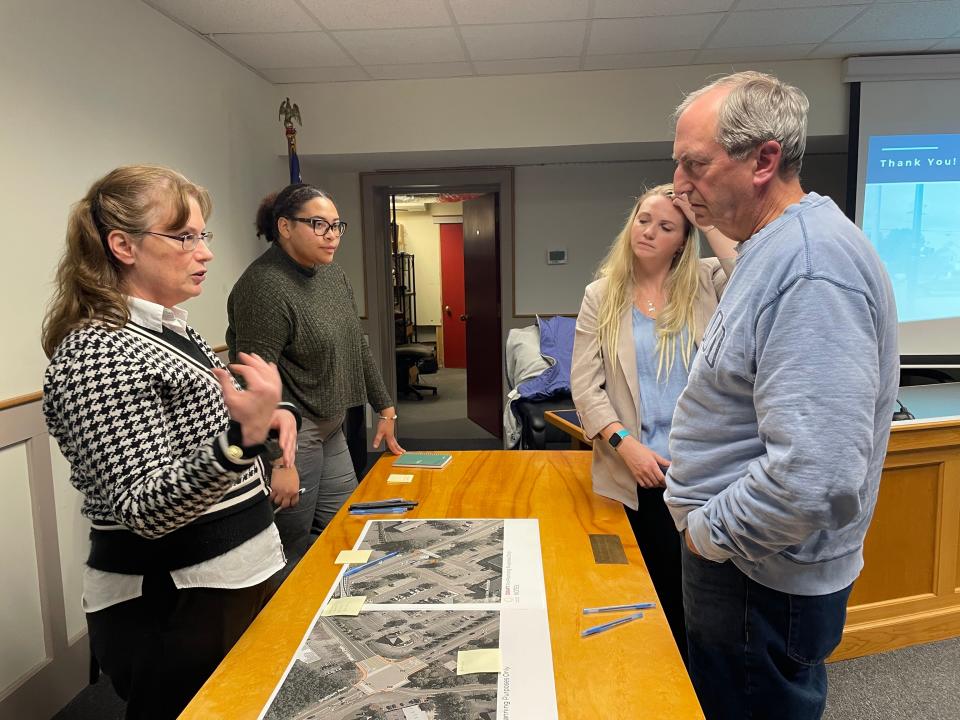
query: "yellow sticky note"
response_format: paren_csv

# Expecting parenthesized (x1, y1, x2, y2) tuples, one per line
(321, 596, 367, 617)
(335, 549, 372, 565)
(387, 474, 414, 484)
(456, 649, 503, 675)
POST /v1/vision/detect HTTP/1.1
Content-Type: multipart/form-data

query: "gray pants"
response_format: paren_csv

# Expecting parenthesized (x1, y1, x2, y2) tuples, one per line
(273, 415, 357, 571)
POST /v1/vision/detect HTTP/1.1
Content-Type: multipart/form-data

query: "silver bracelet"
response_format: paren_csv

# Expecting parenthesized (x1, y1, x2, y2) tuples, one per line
(379, 414, 398, 421)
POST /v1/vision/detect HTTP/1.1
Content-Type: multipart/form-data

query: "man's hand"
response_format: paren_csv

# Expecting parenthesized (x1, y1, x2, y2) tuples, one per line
(684, 529, 702, 557)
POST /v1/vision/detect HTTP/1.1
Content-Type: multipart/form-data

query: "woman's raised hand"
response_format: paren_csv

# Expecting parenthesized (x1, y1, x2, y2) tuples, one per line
(212, 352, 282, 446)
(672, 192, 711, 232)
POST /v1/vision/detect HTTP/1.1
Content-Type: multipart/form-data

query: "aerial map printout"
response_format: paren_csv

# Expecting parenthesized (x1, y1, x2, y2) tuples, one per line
(260, 519, 559, 720)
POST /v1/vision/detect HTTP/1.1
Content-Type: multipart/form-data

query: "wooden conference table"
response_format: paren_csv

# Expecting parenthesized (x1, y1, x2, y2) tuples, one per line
(181, 451, 703, 719)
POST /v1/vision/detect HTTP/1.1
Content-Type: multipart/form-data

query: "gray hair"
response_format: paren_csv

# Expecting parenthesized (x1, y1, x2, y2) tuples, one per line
(674, 71, 809, 176)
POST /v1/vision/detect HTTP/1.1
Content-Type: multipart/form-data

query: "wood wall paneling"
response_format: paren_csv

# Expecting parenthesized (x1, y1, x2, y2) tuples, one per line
(848, 463, 940, 605)
(0, 442, 47, 689)
(833, 423, 960, 660)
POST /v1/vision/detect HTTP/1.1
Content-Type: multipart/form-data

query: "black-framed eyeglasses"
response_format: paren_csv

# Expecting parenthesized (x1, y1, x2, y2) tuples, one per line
(289, 217, 348, 237)
(142, 230, 214, 251)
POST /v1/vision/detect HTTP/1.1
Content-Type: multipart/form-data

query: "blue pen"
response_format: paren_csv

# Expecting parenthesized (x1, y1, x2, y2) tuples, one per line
(344, 551, 401, 577)
(580, 611, 644, 638)
(349, 506, 412, 516)
(583, 602, 657, 614)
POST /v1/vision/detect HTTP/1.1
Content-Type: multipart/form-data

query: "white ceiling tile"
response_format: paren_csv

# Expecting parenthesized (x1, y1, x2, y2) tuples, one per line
(333, 27, 466, 65)
(461, 21, 587, 61)
(474, 58, 582, 75)
(211, 32, 352, 68)
(592, 0, 733, 18)
(832, 2, 960, 42)
(298, 0, 451, 30)
(588, 14, 724, 54)
(450, 0, 590, 25)
(708, 7, 863, 48)
(260, 66, 368, 83)
(809, 39, 942, 57)
(584, 50, 698, 69)
(145, 0, 318, 33)
(736, 0, 869, 9)
(696, 44, 818, 64)
(366, 62, 474, 80)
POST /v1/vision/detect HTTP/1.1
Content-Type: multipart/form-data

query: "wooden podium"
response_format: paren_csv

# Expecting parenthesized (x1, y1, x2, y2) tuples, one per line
(834, 405, 960, 659)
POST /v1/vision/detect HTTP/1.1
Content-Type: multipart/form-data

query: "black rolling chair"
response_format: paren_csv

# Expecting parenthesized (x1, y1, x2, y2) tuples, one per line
(396, 343, 438, 400)
(512, 394, 576, 450)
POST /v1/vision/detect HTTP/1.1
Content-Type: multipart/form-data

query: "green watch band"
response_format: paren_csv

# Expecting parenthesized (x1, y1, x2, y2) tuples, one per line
(608, 428, 630, 449)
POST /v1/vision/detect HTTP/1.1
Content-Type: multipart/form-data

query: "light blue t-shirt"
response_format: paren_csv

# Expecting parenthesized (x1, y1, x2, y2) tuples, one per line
(632, 308, 691, 462)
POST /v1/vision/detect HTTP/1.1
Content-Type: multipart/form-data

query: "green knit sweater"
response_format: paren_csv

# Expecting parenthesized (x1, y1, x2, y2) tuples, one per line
(226, 243, 392, 421)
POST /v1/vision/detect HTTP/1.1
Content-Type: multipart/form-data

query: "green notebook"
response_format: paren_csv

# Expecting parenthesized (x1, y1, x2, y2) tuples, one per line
(393, 452, 453, 469)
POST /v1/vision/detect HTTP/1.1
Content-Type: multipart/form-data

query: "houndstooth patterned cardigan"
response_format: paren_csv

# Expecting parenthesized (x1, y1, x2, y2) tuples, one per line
(43, 320, 279, 573)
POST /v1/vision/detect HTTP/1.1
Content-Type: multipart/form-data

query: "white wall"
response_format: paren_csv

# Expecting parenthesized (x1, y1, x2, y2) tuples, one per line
(0, 442, 45, 692)
(293, 151, 848, 324)
(515, 153, 849, 315)
(287, 59, 847, 156)
(0, 0, 285, 400)
(292, 57, 849, 322)
(515, 160, 675, 315)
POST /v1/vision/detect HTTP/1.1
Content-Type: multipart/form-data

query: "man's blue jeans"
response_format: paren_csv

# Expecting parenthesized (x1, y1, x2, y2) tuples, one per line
(681, 541, 853, 720)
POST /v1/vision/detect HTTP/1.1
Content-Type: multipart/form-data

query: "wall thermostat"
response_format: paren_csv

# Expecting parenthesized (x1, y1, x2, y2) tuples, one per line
(547, 249, 567, 265)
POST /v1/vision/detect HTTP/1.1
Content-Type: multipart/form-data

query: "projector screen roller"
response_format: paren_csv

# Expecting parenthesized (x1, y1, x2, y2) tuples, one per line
(855, 75, 960, 363)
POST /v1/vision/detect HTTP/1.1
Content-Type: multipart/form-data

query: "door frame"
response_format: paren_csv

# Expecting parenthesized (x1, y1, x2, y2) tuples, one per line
(359, 167, 514, 411)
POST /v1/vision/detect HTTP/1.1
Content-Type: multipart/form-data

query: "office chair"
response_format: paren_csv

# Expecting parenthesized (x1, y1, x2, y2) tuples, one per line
(396, 343, 438, 400)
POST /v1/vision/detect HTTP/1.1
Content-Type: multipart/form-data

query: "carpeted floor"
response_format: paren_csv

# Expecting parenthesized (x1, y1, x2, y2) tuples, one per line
(823, 637, 960, 719)
(397, 366, 501, 444)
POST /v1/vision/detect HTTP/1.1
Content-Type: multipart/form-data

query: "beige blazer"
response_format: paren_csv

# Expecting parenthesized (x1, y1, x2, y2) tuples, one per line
(571, 257, 734, 509)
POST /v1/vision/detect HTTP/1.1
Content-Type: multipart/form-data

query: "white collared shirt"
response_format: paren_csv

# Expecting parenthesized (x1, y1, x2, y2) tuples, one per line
(81, 298, 285, 613)
(126, 295, 190, 337)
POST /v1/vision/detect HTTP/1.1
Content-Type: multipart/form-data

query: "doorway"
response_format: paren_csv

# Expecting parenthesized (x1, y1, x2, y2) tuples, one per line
(360, 169, 513, 450)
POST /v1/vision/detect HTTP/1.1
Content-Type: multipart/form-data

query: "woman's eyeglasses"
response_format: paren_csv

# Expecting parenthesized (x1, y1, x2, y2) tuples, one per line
(142, 230, 214, 251)
(289, 217, 348, 237)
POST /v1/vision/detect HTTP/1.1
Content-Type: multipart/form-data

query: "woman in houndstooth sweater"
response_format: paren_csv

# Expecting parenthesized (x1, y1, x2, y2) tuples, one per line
(42, 165, 299, 719)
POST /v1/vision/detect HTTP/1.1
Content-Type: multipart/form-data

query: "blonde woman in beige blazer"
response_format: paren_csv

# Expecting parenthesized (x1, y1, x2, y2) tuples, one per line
(571, 184, 736, 658)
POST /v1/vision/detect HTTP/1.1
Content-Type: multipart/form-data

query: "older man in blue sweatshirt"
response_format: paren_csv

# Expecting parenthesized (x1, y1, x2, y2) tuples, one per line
(666, 71, 899, 719)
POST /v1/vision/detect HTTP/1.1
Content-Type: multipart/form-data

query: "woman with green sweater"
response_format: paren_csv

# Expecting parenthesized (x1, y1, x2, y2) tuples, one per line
(227, 184, 403, 566)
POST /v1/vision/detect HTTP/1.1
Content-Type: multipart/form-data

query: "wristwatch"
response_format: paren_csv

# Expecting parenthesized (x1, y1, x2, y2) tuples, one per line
(608, 428, 630, 449)
(263, 437, 283, 464)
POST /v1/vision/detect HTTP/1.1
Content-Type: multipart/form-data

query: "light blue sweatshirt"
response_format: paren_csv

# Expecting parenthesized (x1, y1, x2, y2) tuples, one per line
(664, 193, 899, 596)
